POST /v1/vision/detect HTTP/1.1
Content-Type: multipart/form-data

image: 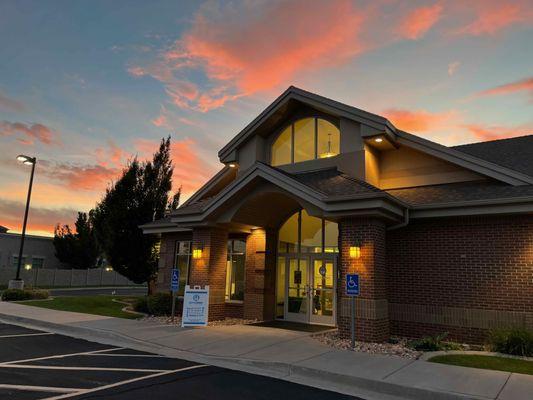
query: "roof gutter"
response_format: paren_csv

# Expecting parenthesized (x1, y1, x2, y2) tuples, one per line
(387, 208, 410, 231)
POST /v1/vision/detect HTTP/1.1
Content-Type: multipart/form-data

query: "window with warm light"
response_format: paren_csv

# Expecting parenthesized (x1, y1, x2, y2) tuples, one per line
(271, 118, 340, 166)
(225, 239, 246, 301)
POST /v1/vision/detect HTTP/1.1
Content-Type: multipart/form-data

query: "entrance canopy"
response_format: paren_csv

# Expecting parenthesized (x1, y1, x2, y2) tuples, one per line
(169, 162, 407, 232)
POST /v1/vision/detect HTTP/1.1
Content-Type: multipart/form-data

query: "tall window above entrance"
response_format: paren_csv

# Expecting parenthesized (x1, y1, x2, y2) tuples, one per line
(271, 118, 340, 166)
(226, 239, 246, 302)
(278, 210, 339, 253)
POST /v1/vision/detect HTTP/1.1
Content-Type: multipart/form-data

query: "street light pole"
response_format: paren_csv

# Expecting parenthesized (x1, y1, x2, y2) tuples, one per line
(9, 155, 37, 289)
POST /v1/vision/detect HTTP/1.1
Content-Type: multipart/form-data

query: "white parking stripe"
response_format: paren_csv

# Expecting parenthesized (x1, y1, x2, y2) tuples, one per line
(0, 332, 54, 339)
(0, 364, 169, 372)
(0, 347, 124, 365)
(43, 364, 209, 400)
(0, 384, 82, 394)
(79, 353, 164, 357)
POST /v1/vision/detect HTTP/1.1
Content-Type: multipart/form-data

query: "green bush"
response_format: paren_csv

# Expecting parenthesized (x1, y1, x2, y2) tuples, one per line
(133, 296, 149, 314)
(409, 332, 462, 351)
(1, 289, 50, 301)
(146, 293, 178, 316)
(489, 328, 533, 357)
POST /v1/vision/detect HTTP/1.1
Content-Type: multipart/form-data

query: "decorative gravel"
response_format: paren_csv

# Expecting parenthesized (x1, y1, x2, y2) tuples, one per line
(139, 315, 258, 327)
(313, 331, 423, 359)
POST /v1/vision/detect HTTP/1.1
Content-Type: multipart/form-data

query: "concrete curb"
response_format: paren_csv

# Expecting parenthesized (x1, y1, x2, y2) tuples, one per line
(0, 312, 486, 400)
(420, 350, 533, 362)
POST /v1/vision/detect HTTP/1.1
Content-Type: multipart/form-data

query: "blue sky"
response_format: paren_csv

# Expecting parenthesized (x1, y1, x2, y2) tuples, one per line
(0, 0, 531, 235)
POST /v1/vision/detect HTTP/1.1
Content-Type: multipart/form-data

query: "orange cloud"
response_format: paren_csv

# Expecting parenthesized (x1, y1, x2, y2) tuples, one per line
(134, 0, 367, 111)
(0, 198, 78, 236)
(475, 77, 533, 98)
(134, 138, 216, 197)
(0, 91, 25, 112)
(0, 121, 58, 145)
(39, 160, 120, 191)
(454, 1, 532, 36)
(397, 4, 443, 40)
(383, 108, 459, 132)
(463, 124, 532, 141)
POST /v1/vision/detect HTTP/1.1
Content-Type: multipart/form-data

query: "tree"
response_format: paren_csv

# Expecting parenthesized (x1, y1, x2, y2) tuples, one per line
(92, 137, 173, 290)
(168, 185, 181, 211)
(53, 212, 99, 269)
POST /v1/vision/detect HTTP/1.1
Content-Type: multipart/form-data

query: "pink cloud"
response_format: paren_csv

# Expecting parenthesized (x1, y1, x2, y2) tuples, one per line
(40, 161, 120, 191)
(0, 121, 58, 145)
(475, 77, 533, 99)
(383, 108, 460, 132)
(463, 124, 532, 141)
(397, 3, 443, 40)
(454, 1, 532, 36)
(0, 91, 25, 112)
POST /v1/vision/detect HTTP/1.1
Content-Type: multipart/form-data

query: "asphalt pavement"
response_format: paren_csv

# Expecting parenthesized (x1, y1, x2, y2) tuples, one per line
(0, 322, 361, 399)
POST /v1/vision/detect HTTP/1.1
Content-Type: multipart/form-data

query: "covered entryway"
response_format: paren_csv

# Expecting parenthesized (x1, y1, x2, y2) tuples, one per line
(280, 254, 336, 325)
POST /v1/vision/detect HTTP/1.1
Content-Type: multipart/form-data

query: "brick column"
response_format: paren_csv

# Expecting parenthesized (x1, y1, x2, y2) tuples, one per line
(244, 228, 266, 320)
(338, 218, 389, 342)
(189, 227, 228, 321)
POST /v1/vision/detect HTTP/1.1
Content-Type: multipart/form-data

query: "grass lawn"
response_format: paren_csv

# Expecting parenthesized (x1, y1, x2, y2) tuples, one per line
(18, 295, 141, 319)
(429, 354, 533, 375)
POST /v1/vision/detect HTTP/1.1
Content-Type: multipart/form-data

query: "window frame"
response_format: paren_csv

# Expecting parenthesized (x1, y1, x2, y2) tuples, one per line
(225, 239, 246, 303)
(270, 116, 340, 166)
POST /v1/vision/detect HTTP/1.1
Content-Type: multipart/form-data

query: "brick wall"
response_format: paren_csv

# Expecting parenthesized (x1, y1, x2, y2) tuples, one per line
(243, 228, 266, 320)
(338, 218, 389, 342)
(387, 215, 533, 343)
(156, 232, 192, 293)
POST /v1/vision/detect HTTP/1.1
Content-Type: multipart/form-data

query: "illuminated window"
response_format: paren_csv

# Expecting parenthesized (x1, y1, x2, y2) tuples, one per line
(278, 210, 338, 254)
(226, 239, 246, 301)
(174, 241, 191, 296)
(271, 118, 340, 166)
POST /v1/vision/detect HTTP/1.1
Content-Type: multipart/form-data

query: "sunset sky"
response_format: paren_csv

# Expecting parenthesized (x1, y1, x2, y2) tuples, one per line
(0, 0, 531, 236)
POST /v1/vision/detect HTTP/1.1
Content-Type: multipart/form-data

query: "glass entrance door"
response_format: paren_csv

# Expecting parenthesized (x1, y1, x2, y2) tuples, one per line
(284, 255, 336, 325)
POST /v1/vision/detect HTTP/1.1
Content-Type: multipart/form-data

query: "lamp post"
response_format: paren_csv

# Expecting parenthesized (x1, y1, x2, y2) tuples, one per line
(8, 155, 37, 290)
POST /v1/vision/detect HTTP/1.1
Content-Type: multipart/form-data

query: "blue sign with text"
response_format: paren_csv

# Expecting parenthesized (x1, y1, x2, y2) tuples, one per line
(346, 274, 360, 296)
(170, 269, 180, 292)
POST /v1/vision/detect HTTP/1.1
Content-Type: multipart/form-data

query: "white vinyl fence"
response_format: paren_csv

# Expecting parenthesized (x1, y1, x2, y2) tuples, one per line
(0, 267, 141, 287)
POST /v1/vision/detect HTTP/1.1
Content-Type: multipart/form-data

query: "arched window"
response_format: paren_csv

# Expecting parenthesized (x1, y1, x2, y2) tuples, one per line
(271, 118, 340, 166)
(278, 210, 339, 253)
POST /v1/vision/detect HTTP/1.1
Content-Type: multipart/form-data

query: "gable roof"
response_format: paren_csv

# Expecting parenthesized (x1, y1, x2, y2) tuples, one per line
(453, 135, 533, 177)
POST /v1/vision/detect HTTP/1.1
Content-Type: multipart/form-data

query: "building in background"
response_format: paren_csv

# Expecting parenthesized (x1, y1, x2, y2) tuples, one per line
(0, 227, 62, 270)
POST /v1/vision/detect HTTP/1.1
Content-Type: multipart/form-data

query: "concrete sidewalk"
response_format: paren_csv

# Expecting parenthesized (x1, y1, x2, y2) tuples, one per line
(0, 302, 531, 400)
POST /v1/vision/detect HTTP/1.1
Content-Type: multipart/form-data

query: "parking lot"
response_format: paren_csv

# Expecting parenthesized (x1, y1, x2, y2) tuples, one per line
(0, 322, 358, 399)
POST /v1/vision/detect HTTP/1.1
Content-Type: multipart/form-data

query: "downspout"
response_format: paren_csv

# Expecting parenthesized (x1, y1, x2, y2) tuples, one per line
(387, 208, 410, 231)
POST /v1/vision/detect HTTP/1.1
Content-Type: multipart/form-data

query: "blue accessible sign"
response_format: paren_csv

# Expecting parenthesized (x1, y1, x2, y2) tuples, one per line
(346, 274, 360, 296)
(170, 268, 180, 292)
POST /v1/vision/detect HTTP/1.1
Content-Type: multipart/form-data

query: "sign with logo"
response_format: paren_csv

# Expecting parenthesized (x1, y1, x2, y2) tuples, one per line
(170, 269, 180, 292)
(181, 285, 209, 327)
(346, 274, 360, 296)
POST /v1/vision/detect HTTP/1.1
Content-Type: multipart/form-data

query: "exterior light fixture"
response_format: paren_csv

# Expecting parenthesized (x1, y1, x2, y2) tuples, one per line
(24, 264, 32, 271)
(374, 138, 383, 143)
(105, 267, 113, 272)
(228, 163, 237, 168)
(349, 246, 361, 259)
(192, 248, 203, 259)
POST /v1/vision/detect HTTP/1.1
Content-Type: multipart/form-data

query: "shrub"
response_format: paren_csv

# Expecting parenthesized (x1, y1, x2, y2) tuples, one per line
(1, 289, 50, 301)
(133, 296, 149, 314)
(146, 293, 178, 316)
(408, 332, 461, 352)
(489, 328, 533, 357)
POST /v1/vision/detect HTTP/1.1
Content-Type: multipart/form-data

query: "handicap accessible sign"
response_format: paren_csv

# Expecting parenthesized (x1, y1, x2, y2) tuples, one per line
(170, 268, 180, 292)
(346, 274, 360, 296)
(181, 285, 209, 327)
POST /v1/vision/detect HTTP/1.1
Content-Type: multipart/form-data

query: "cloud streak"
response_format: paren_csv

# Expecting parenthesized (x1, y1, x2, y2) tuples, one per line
(475, 76, 533, 99)
(0, 121, 58, 145)
(0, 91, 25, 112)
(397, 3, 443, 40)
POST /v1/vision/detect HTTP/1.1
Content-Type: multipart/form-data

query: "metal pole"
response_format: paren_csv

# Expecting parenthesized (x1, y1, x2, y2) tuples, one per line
(171, 290, 176, 323)
(351, 296, 356, 349)
(15, 160, 36, 280)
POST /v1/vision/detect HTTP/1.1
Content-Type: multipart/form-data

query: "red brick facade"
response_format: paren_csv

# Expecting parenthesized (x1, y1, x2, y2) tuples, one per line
(156, 232, 192, 293)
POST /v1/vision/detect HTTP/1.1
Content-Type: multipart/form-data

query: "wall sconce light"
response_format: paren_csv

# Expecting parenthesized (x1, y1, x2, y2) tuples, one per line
(24, 264, 32, 270)
(192, 248, 203, 259)
(349, 246, 361, 259)
(105, 267, 113, 272)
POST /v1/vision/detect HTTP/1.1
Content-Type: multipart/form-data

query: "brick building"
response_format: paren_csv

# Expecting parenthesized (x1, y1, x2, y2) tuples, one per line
(142, 87, 533, 343)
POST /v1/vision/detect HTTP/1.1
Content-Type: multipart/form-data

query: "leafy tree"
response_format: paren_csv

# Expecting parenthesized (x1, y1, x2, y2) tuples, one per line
(92, 137, 173, 290)
(168, 185, 181, 211)
(53, 211, 99, 269)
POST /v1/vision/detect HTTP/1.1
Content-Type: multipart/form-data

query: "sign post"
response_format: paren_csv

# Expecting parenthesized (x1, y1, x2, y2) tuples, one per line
(346, 274, 360, 349)
(181, 285, 209, 327)
(170, 268, 180, 323)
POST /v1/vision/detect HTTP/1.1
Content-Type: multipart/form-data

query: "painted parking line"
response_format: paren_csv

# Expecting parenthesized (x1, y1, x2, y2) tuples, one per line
(0, 364, 170, 373)
(43, 364, 209, 400)
(0, 332, 54, 339)
(0, 384, 82, 394)
(0, 347, 124, 365)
